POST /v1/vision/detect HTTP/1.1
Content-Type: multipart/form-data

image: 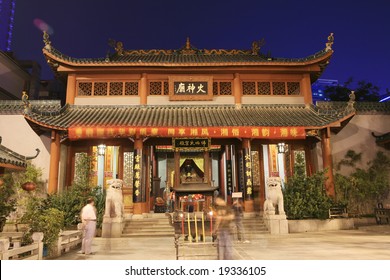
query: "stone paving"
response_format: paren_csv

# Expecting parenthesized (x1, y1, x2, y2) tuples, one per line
(54, 225, 390, 260)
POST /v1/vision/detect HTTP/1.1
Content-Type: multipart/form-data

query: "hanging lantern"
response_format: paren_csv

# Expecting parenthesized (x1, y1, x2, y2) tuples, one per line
(22, 182, 36, 191)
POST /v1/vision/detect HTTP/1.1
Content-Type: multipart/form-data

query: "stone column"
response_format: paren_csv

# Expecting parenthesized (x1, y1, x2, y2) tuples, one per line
(140, 73, 148, 105)
(321, 128, 335, 197)
(48, 130, 60, 194)
(242, 139, 254, 212)
(133, 137, 146, 214)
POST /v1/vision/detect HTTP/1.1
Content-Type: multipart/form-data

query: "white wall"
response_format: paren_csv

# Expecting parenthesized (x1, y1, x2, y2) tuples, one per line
(0, 115, 51, 185)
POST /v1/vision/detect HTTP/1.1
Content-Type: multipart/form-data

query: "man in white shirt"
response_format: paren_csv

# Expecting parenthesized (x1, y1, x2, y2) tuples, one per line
(79, 197, 97, 255)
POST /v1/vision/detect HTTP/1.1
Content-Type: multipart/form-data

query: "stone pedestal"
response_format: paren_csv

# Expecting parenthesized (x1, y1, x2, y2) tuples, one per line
(102, 217, 123, 238)
(264, 213, 288, 235)
(244, 200, 254, 212)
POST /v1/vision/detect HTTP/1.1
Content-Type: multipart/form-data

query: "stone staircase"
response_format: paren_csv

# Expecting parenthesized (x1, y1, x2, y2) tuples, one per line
(232, 215, 269, 241)
(121, 213, 174, 238)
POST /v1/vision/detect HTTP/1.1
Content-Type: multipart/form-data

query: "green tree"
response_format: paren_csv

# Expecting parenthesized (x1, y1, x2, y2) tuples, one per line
(325, 78, 380, 102)
(335, 151, 390, 215)
(0, 174, 16, 232)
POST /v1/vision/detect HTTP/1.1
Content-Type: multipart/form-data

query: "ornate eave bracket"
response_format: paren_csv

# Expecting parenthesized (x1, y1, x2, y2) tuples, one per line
(325, 32, 334, 51)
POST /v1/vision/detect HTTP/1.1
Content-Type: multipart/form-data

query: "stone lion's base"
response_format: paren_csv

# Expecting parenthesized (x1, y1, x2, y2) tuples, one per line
(264, 214, 289, 234)
(102, 217, 123, 238)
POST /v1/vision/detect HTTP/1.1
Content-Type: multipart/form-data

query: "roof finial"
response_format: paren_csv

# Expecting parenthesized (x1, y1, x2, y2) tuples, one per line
(43, 31, 51, 50)
(22, 91, 31, 114)
(346, 90, 356, 113)
(325, 32, 334, 51)
(186, 37, 191, 50)
(251, 38, 265, 55)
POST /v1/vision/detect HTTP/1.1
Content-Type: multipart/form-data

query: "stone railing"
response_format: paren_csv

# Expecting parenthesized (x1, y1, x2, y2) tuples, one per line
(0, 232, 43, 260)
(54, 230, 83, 257)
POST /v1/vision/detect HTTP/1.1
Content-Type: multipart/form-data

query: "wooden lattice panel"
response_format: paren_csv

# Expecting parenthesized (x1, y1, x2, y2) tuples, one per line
(257, 82, 271, 95)
(77, 82, 92, 96)
(213, 82, 218, 95)
(109, 82, 123, 96)
(219, 82, 232, 95)
(272, 82, 286, 95)
(242, 82, 256, 95)
(94, 82, 108, 96)
(149, 81, 162, 95)
(125, 82, 138, 95)
(287, 82, 300, 95)
(163, 81, 169, 95)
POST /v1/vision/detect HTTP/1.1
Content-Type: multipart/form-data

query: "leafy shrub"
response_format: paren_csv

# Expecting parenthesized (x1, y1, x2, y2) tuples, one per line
(283, 153, 332, 219)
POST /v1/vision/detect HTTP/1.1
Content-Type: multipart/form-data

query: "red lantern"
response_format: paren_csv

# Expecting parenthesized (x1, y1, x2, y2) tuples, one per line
(22, 182, 36, 191)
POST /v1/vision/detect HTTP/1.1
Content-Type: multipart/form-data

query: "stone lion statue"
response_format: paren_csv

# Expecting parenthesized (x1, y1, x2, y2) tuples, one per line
(104, 179, 124, 218)
(263, 177, 285, 215)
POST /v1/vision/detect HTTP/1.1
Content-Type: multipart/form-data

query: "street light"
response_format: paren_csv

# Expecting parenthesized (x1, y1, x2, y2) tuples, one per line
(97, 144, 106, 156)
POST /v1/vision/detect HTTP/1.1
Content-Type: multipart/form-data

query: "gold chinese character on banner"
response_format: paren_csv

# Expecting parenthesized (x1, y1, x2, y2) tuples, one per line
(280, 128, 288, 137)
(151, 128, 159, 136)
(135, 155, 141, 163)
(179, 128, 186, 136)
(246, 179, 252, 186)
(245, 170, 251, 177)
(245, 154, 251, 161)
(97, 128, 105, 137)
(134, 171, 140, 179)
(134, 181, 140, 189)
(168, 128, 175, 136)
(232, 128, 239, 136)
(246, 187, 252, 195)
(251, 128, 259, 137)
(135, 189, 140, 196)
(140, 128, 147, 136)
(190, 128, 198, 136)
(290, 127, 298, 137)
(86, 128, 94, 137)
(221, 128, 229, 136)
(262, 128, 270, 137)
(245, 162, 252, 169)
(134, 163, 140, 170)
(128, 128, 136, 135)
(201, 128, 209, 136)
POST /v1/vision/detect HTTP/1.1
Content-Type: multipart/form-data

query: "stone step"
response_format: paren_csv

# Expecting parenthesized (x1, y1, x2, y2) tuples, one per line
(122, 227, 174, 233)
(121, 232, 174, 238)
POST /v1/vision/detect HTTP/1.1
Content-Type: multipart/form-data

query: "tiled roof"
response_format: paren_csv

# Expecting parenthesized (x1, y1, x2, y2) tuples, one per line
(0, 137, 28, 168)
(24, 104, 353, 130)
(45, 46, 332, 66)
(0, 100, 62, 115)
(316, 101, 390, 115)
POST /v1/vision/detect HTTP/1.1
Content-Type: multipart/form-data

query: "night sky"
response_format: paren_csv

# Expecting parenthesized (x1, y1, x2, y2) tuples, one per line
(11, 0, 390, 96)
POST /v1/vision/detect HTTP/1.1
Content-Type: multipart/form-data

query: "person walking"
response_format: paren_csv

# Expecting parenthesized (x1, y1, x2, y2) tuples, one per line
(79, 197, 97, 255)
(214, 197, 234, 260)
(232, 198, 249, 243)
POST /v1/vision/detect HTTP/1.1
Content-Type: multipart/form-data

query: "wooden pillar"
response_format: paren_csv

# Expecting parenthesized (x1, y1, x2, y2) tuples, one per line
(302, 73, 313, 105)
(258, 146, 266, 211)
(233, 73, 241, 105)
(140, 73, 148, 105)
(65, 145, 73, 189)
(204, 151, 210, 183)
(48, 130, 60, 194)
(174, 151, 180, 188)
(304, 143, 314, 176)
(321, 128, 335, 197)
(242, 139, 254, 212)
(66, 74, 76, 105)
(133, 137, 146, 214)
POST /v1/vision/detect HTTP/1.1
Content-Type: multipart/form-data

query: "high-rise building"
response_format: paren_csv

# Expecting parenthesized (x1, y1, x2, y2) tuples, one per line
(311, 78, 338, 103)
(0, 0, 16, 51)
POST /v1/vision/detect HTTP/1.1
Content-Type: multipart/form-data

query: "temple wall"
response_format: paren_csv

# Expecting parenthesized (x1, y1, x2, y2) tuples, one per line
(75, 96, 140, 105)
(314, 114, 390, 176)
(0, 114, 51, 186)
(242, 96, 305, 104)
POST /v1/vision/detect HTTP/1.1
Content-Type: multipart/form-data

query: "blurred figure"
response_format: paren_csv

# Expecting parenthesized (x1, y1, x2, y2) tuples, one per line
(214, 197, 234, 260)
(232, 199, 250, 243)
(79, 197, 97, 255)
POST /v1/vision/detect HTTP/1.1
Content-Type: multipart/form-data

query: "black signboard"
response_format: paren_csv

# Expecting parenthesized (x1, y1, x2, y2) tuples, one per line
(173, 138, 210, 151)
(174, 82, 208, 95)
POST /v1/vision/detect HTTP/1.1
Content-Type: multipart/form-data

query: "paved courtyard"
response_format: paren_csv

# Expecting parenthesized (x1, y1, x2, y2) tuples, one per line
(54, 225, 390, 260)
